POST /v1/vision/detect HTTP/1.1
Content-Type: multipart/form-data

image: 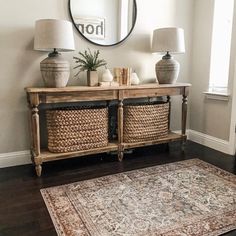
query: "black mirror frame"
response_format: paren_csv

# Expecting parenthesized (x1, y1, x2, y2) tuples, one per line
(68, 0, 137, 47)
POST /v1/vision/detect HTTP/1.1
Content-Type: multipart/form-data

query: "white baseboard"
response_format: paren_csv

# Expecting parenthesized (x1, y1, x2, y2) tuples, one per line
(0, 130, 233, 168)
(0, 150, 31, 168)
(187, 129, 232, 155)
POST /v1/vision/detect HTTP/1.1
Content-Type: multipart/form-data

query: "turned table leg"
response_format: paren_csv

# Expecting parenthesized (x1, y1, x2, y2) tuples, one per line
(181, 94, 188, 146)
(167, 95, 171, 131)
(118, 148, 124, 162)
(118, 99, 124, 161)
(31, 104, 42, 176)
(35, 163, 42, 177)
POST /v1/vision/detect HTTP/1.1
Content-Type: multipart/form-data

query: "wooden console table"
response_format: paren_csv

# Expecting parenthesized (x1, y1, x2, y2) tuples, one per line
(25, 83, 191, 176)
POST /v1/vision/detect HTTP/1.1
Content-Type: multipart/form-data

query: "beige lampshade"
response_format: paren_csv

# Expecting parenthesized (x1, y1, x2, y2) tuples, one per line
(152, 27, 185, 53)
(34, 19, 75, 52)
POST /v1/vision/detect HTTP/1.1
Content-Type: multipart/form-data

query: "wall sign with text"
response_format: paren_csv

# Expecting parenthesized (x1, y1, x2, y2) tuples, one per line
(74, 16, 105, 40)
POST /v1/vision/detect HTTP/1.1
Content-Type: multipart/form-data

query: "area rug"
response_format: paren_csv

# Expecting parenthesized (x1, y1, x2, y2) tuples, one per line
(41, 159, 236, 236)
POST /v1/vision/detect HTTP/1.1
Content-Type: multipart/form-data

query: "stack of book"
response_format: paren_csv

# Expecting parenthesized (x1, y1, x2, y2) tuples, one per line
(113, 67, 132, 86)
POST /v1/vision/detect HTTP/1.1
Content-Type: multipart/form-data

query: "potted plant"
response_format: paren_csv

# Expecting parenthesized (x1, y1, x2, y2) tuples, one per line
(73, 49, 107, 86)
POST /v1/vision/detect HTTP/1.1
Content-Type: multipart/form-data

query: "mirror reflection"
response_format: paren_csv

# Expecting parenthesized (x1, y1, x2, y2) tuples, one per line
(69, 0, 137, 46)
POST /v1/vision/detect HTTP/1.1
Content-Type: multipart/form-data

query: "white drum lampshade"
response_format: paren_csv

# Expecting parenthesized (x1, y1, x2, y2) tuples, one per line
(34, 19, 75, 88)
(152, 27, 185, 84)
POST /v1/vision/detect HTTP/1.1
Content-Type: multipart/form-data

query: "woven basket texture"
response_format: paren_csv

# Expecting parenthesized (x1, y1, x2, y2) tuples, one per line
(124, 103, 169, 143)
(46, 107, 108, 153)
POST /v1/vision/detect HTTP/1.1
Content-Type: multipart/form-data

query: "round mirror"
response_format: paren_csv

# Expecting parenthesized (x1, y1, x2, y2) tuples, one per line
(69, 0, 137, 46)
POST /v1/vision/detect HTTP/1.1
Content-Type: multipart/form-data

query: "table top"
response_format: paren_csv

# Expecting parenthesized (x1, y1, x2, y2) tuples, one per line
(25, 83, 191, 93)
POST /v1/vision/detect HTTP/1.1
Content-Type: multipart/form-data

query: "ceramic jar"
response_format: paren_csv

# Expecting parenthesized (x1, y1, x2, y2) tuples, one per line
(131, 72, 140, 85)
(102, 69, 113, 82)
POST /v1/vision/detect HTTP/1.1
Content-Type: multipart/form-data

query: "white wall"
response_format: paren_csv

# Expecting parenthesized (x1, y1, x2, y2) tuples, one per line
(0, 0, 193, 159)
(190, 0, 236, 141)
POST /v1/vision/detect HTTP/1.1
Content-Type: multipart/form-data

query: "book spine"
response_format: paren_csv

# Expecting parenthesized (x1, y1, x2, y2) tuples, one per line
(113, 67, 132, 86)
(113, 68, 123, 86)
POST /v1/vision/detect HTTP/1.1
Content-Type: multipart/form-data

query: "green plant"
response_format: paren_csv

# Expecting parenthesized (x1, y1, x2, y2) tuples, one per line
(73, 49, 107, 77)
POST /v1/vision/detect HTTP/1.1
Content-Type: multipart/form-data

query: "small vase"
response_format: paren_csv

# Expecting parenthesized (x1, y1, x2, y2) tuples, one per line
(131, 72, 140, 85)
(87, 70, 98, 86)
(102, 69, 113, 82)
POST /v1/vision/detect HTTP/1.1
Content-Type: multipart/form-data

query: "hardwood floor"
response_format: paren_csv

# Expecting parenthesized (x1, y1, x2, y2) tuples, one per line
(0, 141, 235, 236)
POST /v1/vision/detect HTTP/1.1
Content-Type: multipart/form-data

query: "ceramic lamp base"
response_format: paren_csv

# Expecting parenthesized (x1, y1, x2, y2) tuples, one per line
(155, 55, 180, 84)
(40, 53, 70, 88)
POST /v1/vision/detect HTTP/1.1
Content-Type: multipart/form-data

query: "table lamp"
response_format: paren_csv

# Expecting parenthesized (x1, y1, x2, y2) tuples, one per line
(152, 27, 185, 84)
(34, 19, 75, 88)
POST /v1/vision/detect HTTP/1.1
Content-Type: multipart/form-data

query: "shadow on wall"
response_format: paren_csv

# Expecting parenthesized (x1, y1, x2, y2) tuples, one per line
(3, 27, 44, 87)
(85, 32, 151, 53)
(202, 97, 231, 140)
(128, 33, 151, 53)
(110, 33, 151, 53)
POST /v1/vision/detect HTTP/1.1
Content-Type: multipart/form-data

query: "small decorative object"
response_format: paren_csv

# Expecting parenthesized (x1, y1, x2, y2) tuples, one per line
(73, 49, 107, 86)
(152, 27, 185, 84)
(102, 68, 113, 82)
(87, 71, 98, 86)
(131, 72, 140, 85)
(34, 19, 75, 88)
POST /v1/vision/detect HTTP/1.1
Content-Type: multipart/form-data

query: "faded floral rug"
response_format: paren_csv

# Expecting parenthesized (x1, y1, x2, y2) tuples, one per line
(41, 159, 236, 236)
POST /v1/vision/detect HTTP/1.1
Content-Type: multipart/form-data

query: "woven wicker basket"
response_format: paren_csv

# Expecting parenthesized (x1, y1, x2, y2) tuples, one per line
(124, 102, 169, 143)
(46, 107, 108, 153)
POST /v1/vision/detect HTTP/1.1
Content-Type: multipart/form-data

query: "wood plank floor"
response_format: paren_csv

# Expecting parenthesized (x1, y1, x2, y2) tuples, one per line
(0, 141, 235, 236)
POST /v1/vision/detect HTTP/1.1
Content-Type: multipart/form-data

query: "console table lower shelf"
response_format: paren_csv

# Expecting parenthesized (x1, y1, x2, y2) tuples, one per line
(34, 132, 185, 175)
(25, 83, 190, 176)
